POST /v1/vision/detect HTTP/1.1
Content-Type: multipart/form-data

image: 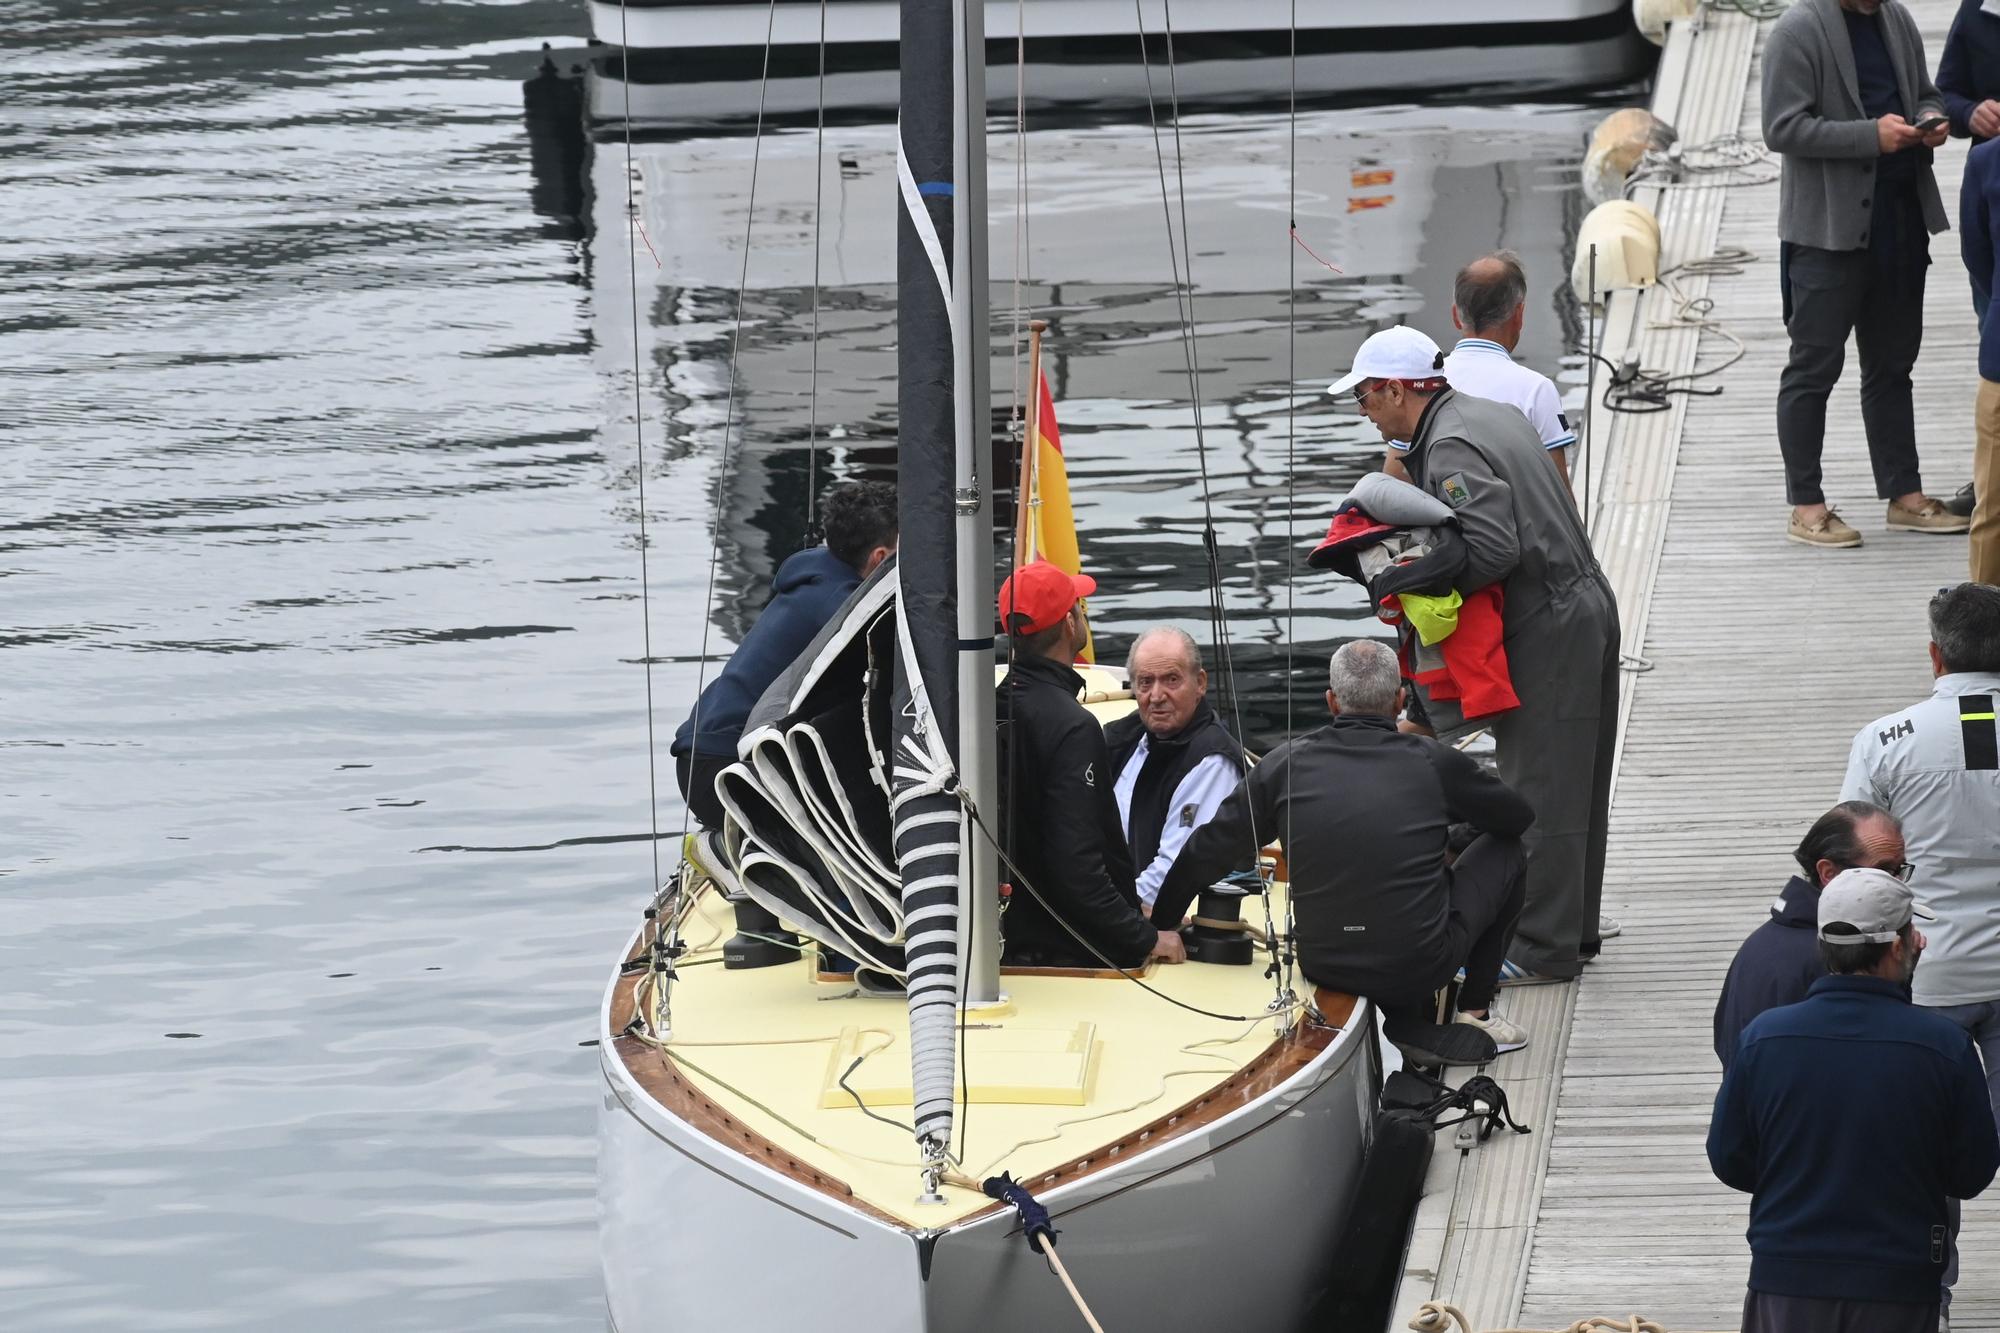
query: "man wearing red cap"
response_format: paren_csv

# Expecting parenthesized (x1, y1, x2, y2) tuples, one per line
(994, 560, 1186, 970)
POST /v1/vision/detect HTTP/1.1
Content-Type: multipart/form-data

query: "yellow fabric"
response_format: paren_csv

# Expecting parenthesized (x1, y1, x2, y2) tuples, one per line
(1400, 589, 1464, 646)
(1018, 370, 1094, 662)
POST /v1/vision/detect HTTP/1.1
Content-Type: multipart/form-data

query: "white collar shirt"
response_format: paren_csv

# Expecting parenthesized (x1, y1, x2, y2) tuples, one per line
(1386, 337, 1574, 455)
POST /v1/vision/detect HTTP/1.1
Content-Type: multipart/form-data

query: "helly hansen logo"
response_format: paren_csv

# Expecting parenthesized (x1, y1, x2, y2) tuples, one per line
(1879, 719, 1915, 746)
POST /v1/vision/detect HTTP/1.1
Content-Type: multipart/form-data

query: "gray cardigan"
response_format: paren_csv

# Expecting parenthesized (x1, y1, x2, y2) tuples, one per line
(1760, 0, 1947, 250)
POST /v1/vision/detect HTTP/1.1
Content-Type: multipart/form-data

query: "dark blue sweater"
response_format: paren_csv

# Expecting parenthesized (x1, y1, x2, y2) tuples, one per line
(1965, 138, 2000, 378)
(1937, 0, 2000, 143)
(1713, 876, 1826, 1070)
(1707, 975, 1999, 1304)
(672, 547, 862, 759)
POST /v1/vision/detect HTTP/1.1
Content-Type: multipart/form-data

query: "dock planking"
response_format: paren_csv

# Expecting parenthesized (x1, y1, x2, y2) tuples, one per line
(1396, 1, 1995, 1329)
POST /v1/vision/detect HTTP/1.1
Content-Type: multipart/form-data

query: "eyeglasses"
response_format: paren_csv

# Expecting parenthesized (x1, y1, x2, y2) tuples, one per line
(1870, 860, 1916, 882)
(1351, 380, 1389, 409)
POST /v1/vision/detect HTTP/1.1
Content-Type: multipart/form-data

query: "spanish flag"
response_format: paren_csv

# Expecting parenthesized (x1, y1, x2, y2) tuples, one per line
(1015, 369, 1093, 662)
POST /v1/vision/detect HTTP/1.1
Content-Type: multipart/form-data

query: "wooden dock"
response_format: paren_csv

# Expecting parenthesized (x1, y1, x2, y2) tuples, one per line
(1393, 2, 1990, 1328)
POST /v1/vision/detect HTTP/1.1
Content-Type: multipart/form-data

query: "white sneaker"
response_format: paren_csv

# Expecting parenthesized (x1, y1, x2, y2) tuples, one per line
(1453, 1008, 1529, 1054)
(1598, 913, 1622, 940)
(683, 828, 745, 898)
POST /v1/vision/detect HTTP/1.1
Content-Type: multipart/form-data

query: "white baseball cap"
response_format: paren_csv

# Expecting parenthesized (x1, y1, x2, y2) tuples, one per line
(1326, 325, 1446, 397)
(1818, 866, 1936, 944)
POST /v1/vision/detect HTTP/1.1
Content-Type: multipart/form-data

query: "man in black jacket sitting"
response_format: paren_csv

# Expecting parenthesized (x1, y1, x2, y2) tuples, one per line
(996, 561, 1185, 970)
(1153, 639, 1533, 1057)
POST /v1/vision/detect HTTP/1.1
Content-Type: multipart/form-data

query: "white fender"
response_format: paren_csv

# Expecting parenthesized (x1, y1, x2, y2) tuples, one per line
(1570, 199, 1661, 304)
(1633, 0, 1700, 45)
(1581, 107, 1679, 205)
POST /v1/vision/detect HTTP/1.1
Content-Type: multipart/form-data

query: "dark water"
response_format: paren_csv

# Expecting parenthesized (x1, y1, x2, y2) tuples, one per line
(2, 5, 1616, 1327)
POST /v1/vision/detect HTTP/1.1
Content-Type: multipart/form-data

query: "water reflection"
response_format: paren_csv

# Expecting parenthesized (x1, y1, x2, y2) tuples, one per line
(582, 100, 1603, 746)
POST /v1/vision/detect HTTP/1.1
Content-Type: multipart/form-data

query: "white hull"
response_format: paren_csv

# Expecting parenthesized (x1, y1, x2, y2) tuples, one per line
(590, 0, 1630, 50)
(587, 29, 1649, 124)
(599, 984, 1381, 1331)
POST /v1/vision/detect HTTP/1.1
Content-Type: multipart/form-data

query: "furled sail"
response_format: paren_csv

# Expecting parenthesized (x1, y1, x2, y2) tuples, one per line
(713, 565, 907, 978)
(892, 0, 974, 1156)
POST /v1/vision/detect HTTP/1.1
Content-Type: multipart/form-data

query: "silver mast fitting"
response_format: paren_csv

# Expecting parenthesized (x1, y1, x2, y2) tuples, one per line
(952, 0, 1001, 1008)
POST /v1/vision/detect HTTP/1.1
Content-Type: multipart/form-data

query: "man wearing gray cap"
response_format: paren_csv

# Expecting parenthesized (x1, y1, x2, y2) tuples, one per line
(1708, 868, 1996, 1333)
(1333, 325, 1620, 985)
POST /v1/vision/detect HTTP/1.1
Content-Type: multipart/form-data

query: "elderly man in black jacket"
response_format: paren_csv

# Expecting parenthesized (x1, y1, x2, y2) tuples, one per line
(1153, 639, 1535, 1059)
(996, 561, 1185, 970)
(1106, 627, 1247, 912)
(1713, 801, 1907, 1070)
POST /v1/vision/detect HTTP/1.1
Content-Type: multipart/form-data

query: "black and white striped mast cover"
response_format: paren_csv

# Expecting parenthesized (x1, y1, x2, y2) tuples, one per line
(895, 0, 1001, 1186)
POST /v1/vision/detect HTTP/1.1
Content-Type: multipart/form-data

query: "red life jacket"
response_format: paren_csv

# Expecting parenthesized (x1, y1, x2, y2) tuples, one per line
(1387, 585, 1519, 721)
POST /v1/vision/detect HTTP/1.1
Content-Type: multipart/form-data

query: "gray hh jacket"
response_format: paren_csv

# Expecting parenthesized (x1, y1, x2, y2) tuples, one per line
(1761, 0, 1947, 251)
(1842, 672, 2000, 1008)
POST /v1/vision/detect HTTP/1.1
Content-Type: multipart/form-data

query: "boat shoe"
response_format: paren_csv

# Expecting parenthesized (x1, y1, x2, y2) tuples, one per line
(1452, 1008, 1529, 1054)
(1887, 498, 1970, 534)
(1786, 509, 1862, 548)
(1946, 482, 1977, 519)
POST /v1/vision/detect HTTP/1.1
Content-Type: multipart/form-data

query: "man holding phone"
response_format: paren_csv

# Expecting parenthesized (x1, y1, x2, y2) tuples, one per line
(1763, 0, 1966, 550)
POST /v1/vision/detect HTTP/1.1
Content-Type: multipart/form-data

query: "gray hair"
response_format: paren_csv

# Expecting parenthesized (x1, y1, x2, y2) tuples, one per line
(1930, 582, 2000, 674)
(1126, 626, 1203, 677)
(1454, 250, 1528, 335)
(1327, 639, 1401, 715)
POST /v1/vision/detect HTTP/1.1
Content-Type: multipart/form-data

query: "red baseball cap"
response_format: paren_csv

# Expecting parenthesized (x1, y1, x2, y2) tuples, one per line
(997, 560, 1096, 635)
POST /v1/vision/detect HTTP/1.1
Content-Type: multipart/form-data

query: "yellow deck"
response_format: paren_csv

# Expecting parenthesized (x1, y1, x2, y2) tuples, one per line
(650, 883, 1306, 1228)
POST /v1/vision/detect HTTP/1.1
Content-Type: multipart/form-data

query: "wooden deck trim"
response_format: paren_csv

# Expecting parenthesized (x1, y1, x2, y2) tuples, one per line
(607, 930, 1357, 1231)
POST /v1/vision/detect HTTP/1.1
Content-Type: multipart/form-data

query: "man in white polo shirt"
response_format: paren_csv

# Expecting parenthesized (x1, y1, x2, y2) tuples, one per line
(1433, 251, 1577, 495)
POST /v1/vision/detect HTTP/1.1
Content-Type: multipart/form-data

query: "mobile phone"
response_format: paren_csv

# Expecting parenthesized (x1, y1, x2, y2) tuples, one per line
(1916, 114, 1948, 132)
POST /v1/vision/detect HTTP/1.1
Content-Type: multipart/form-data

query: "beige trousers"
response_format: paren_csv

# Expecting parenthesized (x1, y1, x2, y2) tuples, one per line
(1977, 380, 2000, 586)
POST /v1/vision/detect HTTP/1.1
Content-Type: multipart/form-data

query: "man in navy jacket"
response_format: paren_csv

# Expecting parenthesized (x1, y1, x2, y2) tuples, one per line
(1708, 868, 1997, 1333)
(1939, 0, 2000, 320)
(671, 481, 897, 829)
(1962, 137, 2000, 584)
(1713, 800, 1906, 1068)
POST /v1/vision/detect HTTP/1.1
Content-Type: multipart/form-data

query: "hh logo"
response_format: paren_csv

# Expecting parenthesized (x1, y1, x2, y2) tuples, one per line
(1879, 719, 1915, 745)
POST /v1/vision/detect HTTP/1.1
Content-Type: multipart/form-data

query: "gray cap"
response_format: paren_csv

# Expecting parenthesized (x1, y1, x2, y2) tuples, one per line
(1817, 866, 1936, 944)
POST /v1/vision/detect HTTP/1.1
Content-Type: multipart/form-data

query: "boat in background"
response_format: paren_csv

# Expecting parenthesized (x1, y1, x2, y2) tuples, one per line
(571, 0, 1649, 124)
(590, 0, 1633, 51)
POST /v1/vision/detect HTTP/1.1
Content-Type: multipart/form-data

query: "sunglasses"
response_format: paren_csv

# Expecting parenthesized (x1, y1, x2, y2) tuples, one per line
(1870, 860, 1916, 882)
(1351, 380, 1389, 409)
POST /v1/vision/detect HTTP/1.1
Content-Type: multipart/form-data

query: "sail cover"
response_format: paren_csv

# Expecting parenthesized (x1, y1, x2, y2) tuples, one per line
(712, 562, 908, 977)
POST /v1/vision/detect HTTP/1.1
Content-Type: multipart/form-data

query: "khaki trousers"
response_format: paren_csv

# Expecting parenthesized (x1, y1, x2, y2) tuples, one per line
(1978, 380, 2000, 586)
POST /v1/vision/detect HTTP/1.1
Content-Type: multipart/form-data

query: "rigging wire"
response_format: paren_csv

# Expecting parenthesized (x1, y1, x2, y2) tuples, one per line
(974, 0, 1039, 1174)
(961, 794, 1275, 1024)
(1130, 0, 1234, 721)
(646, 0, 783, 1020)
(1277, 0, 1300, 1006)
(803, 0, 829, 546)
(615, 0, 664, 909)
(1131, 0, 1276, 976)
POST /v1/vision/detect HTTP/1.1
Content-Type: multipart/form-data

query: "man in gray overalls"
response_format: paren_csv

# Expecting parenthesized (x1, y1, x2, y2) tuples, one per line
(1330, 325, 1620, 982)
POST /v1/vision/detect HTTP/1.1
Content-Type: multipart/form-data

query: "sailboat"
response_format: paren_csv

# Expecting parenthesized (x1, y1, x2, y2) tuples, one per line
(595, 2, 1383, 1327)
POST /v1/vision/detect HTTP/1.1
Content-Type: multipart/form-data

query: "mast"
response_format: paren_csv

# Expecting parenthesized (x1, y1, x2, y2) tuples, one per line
(949, 0, 1001, 1010)
(895, 0, 999, 1187)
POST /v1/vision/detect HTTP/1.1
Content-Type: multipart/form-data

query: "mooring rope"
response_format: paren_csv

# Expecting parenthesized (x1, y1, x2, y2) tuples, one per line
(1408, 1303, 1734, 1333)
